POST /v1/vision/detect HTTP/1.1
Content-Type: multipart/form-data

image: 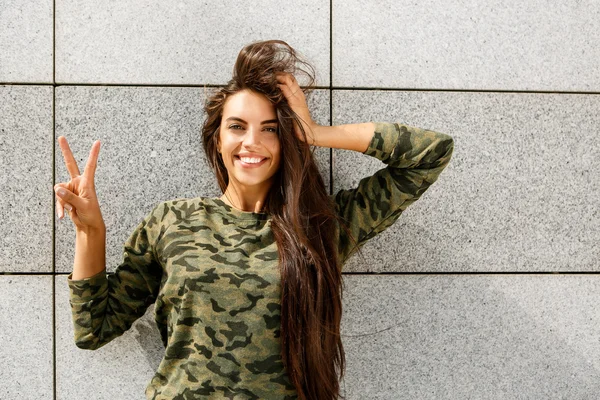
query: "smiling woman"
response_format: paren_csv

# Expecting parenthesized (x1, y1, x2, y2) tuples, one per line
(198, 41, 353, 398)
(64, 39, 454, 400)
(216, 90, 282, 212)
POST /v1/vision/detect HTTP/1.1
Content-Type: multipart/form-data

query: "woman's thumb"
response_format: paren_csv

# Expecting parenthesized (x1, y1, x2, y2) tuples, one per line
(54, 185, 82, 210)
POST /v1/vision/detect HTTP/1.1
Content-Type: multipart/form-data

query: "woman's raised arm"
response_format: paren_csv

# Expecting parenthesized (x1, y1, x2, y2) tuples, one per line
(327, 122, 455, 265)
(275, 72, 454, 265)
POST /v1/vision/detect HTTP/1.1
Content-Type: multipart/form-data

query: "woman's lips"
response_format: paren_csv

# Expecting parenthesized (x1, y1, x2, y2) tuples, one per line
(235, 155, 268, 168)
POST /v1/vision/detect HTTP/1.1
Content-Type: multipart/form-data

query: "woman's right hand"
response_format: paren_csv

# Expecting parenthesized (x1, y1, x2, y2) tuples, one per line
(54, 136, 106, 233)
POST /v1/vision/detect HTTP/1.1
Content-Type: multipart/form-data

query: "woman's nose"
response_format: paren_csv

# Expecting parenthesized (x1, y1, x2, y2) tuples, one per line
(242, 127, 260, 145)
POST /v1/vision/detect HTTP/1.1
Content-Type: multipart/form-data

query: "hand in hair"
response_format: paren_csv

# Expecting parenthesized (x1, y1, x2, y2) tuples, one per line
(276, 72, 318, 145)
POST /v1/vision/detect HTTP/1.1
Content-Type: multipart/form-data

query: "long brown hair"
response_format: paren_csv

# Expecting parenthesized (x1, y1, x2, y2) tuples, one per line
(201, 40, 353, 399)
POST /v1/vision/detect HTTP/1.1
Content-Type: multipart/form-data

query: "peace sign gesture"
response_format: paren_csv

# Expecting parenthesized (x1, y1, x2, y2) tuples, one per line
(54, 137, 106, 233)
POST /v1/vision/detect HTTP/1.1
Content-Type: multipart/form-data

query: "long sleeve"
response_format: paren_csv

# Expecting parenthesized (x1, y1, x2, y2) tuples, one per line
(331, 122, 454, 265)
(67, 201, 167, 350)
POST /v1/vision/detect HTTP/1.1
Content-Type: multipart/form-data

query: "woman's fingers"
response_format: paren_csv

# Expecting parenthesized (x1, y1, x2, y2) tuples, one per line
(277, 74, 308, 112)
(55, 139, 100, 220)
(83, 140, 101, 182)
(276, 73, 302, 95)
(57, 136, 82, 179)
(55, 198, 72, 220)
(276, 72, 296, 86)
(276, 72, 316, 144)
(54, 182, 69, 219)
(55, 199, 63, 219)
(54, 185, 82, 216)
(277, 82, 293, 99)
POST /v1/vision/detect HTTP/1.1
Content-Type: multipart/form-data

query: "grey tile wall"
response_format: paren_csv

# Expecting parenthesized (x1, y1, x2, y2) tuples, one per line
(54, 1, 330, 86)
(339, 275, 600, 399)
(1, 0, 599, 399)
(0, 0, 53, 83)
(333, 0, 600, 91)
(0, 85, 54, 272)
(1, 275, 53, 398)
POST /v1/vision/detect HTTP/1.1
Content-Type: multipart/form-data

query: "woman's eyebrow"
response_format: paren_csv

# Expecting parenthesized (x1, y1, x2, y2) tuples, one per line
(225, 117, 278, 124)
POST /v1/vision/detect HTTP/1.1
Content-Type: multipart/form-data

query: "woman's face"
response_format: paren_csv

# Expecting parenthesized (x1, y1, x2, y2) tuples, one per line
(218, 89, 281, 194)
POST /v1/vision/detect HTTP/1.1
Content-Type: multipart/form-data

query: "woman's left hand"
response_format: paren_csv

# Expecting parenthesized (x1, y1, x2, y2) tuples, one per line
(276, 72, 318, 145)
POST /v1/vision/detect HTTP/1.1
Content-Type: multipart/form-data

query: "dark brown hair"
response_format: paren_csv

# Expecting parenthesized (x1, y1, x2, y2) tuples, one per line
(201, 40, 354, 399)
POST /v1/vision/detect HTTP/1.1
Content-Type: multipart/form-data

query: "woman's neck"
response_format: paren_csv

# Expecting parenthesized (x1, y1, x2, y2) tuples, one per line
(220, 186, 269, 213)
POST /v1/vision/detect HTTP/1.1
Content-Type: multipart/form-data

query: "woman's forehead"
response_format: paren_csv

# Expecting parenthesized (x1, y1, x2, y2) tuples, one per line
(222, 90, 276, 121)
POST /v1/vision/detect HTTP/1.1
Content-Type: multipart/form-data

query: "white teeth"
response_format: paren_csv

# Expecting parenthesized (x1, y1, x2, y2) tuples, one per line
(239, 157, 264, 164)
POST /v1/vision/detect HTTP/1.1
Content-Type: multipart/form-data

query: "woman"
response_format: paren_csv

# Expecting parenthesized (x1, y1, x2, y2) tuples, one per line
(56, 40, 454, 399)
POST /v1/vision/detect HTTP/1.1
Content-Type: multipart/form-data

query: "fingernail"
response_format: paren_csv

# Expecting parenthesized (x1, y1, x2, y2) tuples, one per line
(57, 188, 66, 196)
(64, 204, 72, 211)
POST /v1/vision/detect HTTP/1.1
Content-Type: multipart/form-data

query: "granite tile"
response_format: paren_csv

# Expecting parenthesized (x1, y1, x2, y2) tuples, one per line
(333, 1, 600, 91)
(0, 85, 53, 272)
(0, 275, 53, 399)
(0, 0, 53, 83)
(56, 1, 330, 85)
(339, 274, 600, 399)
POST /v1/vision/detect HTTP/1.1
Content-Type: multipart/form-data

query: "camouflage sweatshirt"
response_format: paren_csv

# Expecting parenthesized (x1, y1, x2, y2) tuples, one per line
(67, 122, 454, 399)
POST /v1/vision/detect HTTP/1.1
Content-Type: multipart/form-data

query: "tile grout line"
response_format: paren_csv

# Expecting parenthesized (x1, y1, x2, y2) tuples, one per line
(340, 271, 600, 275)
(330, 4, 346, 397)
(52, 0, 57, 398)
(2, 81, 600, 96)
(329, 0, 333, 196)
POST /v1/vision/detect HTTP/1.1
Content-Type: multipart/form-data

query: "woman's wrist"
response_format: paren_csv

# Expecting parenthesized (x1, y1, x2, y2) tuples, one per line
(311, 123, 375, 153)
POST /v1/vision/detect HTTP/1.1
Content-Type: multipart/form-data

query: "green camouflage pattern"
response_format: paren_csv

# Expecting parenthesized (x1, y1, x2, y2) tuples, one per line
(67, 122, 454, 399)
(333, 122, 455, 264)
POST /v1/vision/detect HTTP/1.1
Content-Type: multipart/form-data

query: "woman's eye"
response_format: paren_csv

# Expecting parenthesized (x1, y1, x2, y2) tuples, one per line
(228, 124, 276, 133)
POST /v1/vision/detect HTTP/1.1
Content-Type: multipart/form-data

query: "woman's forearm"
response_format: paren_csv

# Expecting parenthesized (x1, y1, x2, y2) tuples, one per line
(311, 122, 376, 153)
(72, 228, 107, 280)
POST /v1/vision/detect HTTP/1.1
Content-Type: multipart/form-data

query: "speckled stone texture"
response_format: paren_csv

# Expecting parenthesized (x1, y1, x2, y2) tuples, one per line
(0, 85, 54, 272)
(55, 1, 330, 85)
(54, 87, 330, 273)
(333, 90, 600, 272)
(339, 274, 600, 399)
(333, 0, 600, 91)
(0, 276, 53, 399)
(0, 0, 53, 83)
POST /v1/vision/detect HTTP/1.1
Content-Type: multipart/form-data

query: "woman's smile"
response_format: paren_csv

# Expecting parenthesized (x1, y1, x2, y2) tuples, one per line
(235, 153, 269, 168)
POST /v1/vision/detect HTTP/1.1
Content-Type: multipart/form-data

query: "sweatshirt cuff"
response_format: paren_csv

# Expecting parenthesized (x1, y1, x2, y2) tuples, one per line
(363, 122, 400, 160)
(67, 269, 108, 303)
